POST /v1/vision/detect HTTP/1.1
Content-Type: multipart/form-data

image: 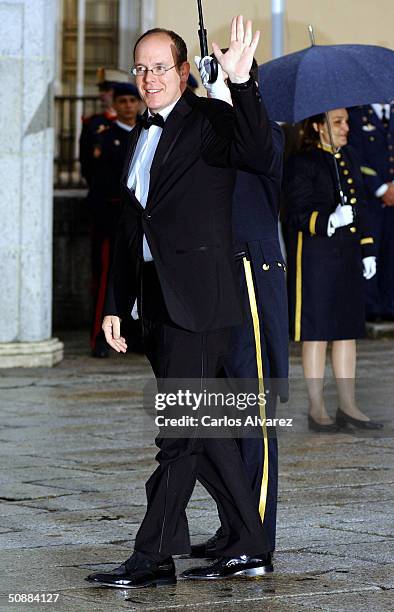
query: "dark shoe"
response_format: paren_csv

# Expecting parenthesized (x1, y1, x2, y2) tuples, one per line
(190, 530, 222, 558)
(181, 553, 273, 580)
(336, 407, 383, 430)
(308, 414, 338, 433)
(86, 553, 176, 589)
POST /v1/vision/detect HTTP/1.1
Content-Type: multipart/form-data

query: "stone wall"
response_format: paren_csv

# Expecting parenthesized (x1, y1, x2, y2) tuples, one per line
(0, 0, 63, 366)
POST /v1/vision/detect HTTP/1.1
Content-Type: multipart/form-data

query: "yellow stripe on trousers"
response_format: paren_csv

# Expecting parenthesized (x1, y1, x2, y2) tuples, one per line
(294, 231, 303, 342)
(242, 257, 269, 522)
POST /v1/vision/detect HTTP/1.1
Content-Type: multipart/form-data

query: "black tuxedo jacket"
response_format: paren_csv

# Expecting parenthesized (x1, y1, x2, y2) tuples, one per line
(104, 82, 276, 332)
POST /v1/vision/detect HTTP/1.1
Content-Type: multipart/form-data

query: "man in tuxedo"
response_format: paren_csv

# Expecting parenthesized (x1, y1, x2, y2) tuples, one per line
(86, 16, 277, 589)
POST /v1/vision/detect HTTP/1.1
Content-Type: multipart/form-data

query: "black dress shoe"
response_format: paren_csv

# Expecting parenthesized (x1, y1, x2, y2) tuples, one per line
(190, 530, 221, 558)
(181, 553, 273, 580)
(86, 553, 176, 589)
(308, 414, 338, 433)
(336, 407, 383, 430)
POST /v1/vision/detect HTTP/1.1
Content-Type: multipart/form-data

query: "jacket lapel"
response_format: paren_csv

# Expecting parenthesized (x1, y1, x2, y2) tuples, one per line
(147, 91, 195, 209)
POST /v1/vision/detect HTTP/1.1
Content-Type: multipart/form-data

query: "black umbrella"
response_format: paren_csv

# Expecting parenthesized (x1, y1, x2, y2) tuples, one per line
(259, 30, 394, 205)
(196, 0, 218, 83)
(258, 38, 394, 123)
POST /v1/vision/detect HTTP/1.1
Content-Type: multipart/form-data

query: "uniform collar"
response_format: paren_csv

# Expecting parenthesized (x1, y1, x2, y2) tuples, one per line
(317, 141, 341, 155)
(371, 103, 390, 121)
(116, 119, 135, 132)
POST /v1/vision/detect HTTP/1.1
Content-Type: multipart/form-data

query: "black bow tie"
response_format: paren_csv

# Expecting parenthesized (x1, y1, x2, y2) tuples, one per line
(141, 113, 165, 130)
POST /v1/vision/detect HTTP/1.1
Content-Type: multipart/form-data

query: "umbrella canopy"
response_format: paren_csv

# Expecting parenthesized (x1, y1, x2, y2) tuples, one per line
(258, 44, 394, 123)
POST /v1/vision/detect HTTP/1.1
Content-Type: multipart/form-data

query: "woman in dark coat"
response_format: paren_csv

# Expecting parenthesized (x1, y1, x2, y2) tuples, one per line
(284, 108, 382, 431)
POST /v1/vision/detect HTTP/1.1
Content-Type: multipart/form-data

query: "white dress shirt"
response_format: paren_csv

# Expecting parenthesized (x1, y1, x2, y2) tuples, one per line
(128, 98, 180, 319)
(371, 103, 391, 122)
(127, 99, 179, 261)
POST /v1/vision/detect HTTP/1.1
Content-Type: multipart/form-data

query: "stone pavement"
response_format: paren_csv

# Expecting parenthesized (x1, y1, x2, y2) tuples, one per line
(0, 332, 393, 611)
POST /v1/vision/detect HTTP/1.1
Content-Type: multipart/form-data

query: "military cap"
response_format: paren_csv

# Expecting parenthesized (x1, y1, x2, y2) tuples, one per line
(113, 83, 140, 99)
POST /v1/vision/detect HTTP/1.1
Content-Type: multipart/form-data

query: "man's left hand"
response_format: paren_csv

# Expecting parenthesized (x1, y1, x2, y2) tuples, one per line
(212, 15, 260, 84)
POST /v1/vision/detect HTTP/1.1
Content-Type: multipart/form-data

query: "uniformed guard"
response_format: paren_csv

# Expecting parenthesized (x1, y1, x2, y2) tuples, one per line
(284, 108, 382, 431)
(88, 83, 141, 357)
(348, 103, 394, 320)
(190, 57, 289, 564)
(79, 68, 133, 187)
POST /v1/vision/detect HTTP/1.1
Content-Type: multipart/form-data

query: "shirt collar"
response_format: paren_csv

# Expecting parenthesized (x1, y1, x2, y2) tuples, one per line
(116, 120, 135, 132)
(371, 103, 390, 120)
(147, 97, 181, 122)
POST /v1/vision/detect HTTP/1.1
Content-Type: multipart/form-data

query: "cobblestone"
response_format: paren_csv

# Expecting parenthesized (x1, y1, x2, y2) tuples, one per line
(0, 333, 392, 610)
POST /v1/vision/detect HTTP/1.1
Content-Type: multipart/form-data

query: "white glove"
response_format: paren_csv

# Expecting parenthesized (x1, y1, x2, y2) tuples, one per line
(327, 204, 354, 237)
(362, 256, 376, 280)
(194, 56, 233, 105)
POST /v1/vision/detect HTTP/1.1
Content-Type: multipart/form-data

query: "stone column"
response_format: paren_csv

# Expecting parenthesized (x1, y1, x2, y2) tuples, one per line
(0, 0, 63, 367)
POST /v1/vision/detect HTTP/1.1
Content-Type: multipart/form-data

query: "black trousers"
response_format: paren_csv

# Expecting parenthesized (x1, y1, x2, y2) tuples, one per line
(133, 263, 269, 558)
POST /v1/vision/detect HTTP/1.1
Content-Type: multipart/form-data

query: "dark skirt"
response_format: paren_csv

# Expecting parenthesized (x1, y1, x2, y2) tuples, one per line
(287, 230, 366, 341)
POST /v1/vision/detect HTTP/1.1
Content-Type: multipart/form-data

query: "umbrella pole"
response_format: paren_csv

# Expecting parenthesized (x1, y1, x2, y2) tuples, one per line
(308, 24, 315, 46)
(325, 112, 346, 206)
(308, 25, 346, 206)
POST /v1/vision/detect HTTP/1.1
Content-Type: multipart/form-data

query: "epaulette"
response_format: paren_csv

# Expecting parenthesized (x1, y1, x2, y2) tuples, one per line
(360, 166, 378, 176)
(82, 112, 101, 125)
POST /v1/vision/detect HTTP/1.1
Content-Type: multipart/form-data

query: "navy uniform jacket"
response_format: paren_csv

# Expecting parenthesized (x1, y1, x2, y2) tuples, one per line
(229, 122, 289, 384)
(80, 111, 116, 187)
(347, 104, 394, 317)
(284, 145, 375, 341)
(348, 105, 394, 198)
(88, 122, 134, 236)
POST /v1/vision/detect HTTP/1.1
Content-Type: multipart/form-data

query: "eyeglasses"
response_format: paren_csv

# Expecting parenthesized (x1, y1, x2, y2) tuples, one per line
(131, 63, 179, 77)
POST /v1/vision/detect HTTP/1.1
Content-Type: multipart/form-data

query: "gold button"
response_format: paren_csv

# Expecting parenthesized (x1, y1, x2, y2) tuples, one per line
(343, 169, 349, 175)
(347, 178, 353, 184)
(390, 169, 394, 174)
(369, 136, 375, 142)
(389, 145, 393, 150)
(362, 116, 368, 121)
(389, 157, 394, 162)
(262, 263, 270, 271)
(277, 262, 282, 267)
(335, 153, 341, 159)
(350, 188, 356, 194)
(350, 227, 357, 233)
(368, 109, 373, 114)
(350, 197, 357, 204)
(340, 161, 346, 166)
